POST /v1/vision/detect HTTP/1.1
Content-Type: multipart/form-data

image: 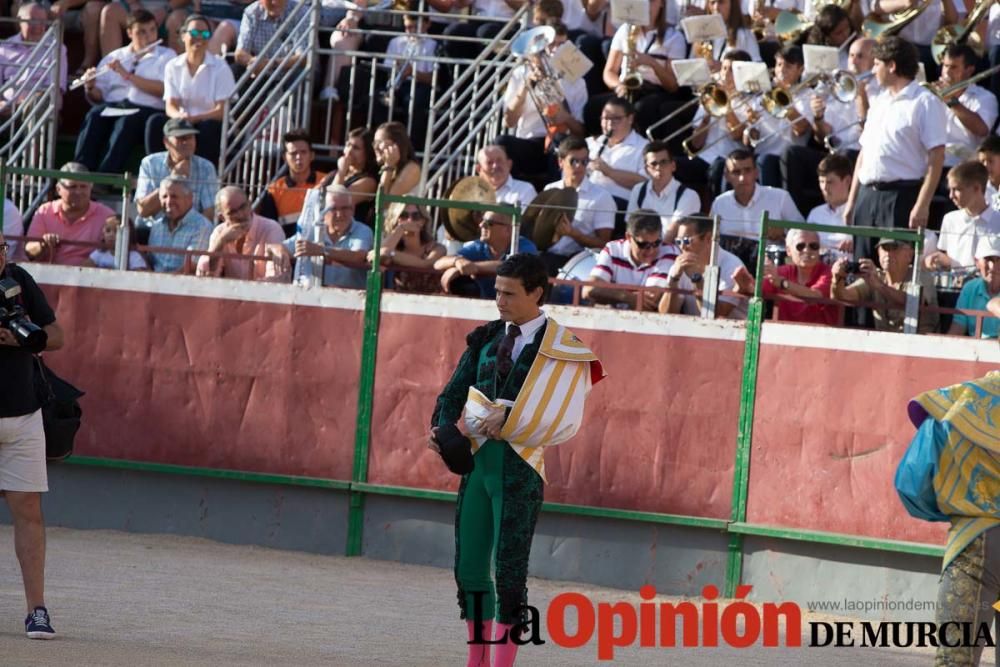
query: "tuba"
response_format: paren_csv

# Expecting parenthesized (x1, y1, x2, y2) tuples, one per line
(620, 24, 644, 90)
(930, 0, 991, 64)
(510, 26, 566, 137)
(862, 0, 932, 39)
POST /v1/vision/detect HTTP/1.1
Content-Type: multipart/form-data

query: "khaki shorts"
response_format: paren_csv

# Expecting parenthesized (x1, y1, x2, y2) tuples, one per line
(0, 410, 48, 493)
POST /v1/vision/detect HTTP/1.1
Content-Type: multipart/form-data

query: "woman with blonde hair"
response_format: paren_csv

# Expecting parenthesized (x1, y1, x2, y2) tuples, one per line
(367, 201, 445, 293)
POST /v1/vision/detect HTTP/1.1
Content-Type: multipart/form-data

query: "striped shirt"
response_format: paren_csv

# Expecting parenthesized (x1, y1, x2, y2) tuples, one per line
(589, 238, 678, 286)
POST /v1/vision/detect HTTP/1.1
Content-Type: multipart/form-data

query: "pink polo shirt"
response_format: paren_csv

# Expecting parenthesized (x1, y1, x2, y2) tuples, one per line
(28, 200, 116, 266)
(196, 214, 286, 281)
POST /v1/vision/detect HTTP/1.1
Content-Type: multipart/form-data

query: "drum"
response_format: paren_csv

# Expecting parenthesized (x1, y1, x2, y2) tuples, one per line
(550, 249, 600, 304)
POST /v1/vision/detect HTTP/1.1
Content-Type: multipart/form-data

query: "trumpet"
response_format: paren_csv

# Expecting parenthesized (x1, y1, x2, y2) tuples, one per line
(69, 39, 163, 91)
(931, 0, 991, 64)
(862, 0, 932, 39)
(646, 81, 730, 141)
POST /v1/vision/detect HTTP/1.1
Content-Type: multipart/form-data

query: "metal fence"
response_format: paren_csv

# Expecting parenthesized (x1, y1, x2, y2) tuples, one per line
(0, 18, 62, 217)
(218, 0, 320, 204)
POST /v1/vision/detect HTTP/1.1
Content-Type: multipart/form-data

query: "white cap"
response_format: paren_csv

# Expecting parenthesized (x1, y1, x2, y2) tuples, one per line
(974, 235, 1000, 260)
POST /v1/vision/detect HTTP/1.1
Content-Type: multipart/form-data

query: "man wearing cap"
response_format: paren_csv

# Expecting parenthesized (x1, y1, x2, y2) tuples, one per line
(269, 186, 373, 288)
(24, 163, 115, 266)
(435, 211, 538, 298)
(832, 238, 939, 334)
(197, 186, 286, 281)
(430, 253, 604, 667)
(134, 118, 218, 230)
(947, 236, 1000, 338)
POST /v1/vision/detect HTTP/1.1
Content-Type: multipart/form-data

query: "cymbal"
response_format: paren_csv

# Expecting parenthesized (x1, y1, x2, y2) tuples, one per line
(445, 175, 496, 242)
(523, 187, 577, 251)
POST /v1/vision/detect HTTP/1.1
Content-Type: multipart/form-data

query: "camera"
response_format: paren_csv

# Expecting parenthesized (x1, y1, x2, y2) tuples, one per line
(844, 261, 863, 274)
(764, 243, 787, 265)
(0, 277, 47, 352)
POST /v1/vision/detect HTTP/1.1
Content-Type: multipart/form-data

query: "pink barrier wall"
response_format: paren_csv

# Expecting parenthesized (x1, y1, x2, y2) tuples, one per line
(35, 273, 995, 547)
(367, 312, 744, 519)
(40, 284, 362, 481)
(746, 343, 995, 544)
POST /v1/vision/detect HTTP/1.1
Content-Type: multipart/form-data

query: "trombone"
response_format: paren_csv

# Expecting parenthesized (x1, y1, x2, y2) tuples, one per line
(744, 70, 860, 148)
(645, 80, 731, 141)
(679, 87, 763, 158)
(931, 0, 991, 64)
(921, 62, 1000, 100)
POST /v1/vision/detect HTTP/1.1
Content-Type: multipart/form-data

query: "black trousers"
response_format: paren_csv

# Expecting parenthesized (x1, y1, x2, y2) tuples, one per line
(74, 103, 158, 174)
(494, 135, 555, 182)
(852, 181, 921, 260)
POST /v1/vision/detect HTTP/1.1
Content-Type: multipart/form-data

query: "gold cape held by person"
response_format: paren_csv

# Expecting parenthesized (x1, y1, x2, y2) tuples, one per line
(462, 319, 606, 483)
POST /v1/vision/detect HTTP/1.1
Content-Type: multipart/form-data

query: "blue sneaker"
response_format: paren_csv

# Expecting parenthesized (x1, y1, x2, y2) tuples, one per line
(25, 606, 55, 639)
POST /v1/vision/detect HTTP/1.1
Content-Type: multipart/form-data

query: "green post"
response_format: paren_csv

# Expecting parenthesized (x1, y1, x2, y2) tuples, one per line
(724, 212, 769, 598)
(346, 187, 387, 556)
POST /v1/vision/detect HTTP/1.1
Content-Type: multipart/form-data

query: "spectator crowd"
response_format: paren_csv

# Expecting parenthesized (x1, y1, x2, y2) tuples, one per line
(0, 0, 999, 338)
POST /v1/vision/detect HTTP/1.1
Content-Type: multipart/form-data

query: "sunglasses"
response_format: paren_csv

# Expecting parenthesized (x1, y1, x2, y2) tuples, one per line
(186, 28, 212, 40)
(795, 242, 821, 252)
(633, 238, 662, 250)
(399, 211, 424, 220)
(481, 218, 510, 227)
(568, 157, 590, 168)
(646, 158, 672, 168)
(678, 234, 705, 246)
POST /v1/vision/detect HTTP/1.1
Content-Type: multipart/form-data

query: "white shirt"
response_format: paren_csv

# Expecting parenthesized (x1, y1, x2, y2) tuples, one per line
(589, 238, 678, 286)
(647, 247, 748, 319)
(508, 311, 546, 361)
(543, 178, 617, 256)
(586, 130, 646, 200)
(938, 205, 1000, 268)
(691, 103, 743, 165)
(807, 201, 852, 251)
(609, 25, 687, 85)
(495, 176, 537, 210)
(473, 0, 515, 18)
(3, 197, 22, 257)
(710, 184, 803, 240)
(386, 34, 437, 74)
(94, 44, 174, 109)
(163, 52, 237, 117)
(750, 85, 813, 157)
(821, 93, 863, 152)
(858, 80, 948, 184)
(989, 2, 1000, 48)
(626, 178, 702, 236)
(707, 29, 762, 62)
(503, 64, 588, 140)
(561, 0, 600, 35)
(987, 180, 1000, 212)
(943, 84, 999, 167)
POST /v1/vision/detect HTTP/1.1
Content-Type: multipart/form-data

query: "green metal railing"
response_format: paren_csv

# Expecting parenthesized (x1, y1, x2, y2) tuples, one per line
(40, 206, 945, 599)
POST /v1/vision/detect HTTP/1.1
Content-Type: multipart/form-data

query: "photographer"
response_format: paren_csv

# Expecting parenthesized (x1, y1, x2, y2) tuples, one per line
(831, 239, 939, 334)
(0, 232, 64, 639)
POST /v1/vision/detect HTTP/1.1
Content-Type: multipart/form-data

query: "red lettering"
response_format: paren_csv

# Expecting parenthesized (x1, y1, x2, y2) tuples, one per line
(659, 602, 700, 647)
(597, 602, 638, 660)
(547, 593, 595, 649)
(702, 585, 719, 647)
(762, 602, 802, 647)
(639, 585, 656, 647)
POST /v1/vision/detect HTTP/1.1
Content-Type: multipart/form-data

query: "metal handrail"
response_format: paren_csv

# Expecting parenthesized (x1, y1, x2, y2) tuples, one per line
(218, 0, 318, 202)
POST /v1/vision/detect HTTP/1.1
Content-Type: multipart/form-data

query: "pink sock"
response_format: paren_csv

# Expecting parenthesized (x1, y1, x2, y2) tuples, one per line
(493, 623, 519, 667)
(466, 620, 493, 667)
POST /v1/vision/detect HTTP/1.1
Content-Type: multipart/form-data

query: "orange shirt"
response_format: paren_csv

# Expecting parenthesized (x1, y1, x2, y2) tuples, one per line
(265, 171, 327, 225)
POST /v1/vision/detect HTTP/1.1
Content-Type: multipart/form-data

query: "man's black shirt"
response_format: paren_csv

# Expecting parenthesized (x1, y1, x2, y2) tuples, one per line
(0, 263, 55, 417)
